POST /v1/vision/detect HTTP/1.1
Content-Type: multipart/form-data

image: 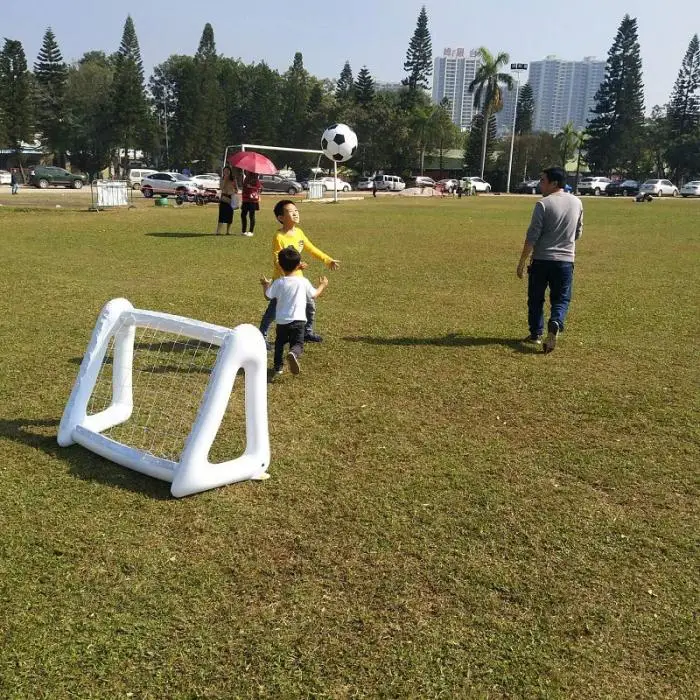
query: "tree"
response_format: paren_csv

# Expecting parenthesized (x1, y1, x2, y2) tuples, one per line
(33, 28, 68, 165)
(402, 6, 432, 91)
(0, 39, 34, 163)
(65, 52, 115, 177)
(354, 66, 375, 106)
(585, 14, 645, 176)
(430, 98, 461, 176)
(468, 47, 513, 178)
(111, 15, 149, 171)
(556, 122, 581, 168)
(665, 34, 700, 182)
(515, 82, 534, 135)
(279, 53, 313, 169)
(464, 113, 497, 176)
(335, 61, 354, 100)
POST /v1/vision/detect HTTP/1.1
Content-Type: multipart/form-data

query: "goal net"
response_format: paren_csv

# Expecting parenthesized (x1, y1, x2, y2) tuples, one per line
(58, 298, 270, 497)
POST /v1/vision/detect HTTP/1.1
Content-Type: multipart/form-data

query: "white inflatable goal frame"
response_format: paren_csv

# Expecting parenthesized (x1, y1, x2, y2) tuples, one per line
(58, 298, 270, 497)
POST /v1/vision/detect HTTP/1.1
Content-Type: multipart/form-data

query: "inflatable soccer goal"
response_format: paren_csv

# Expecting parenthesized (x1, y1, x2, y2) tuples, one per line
(58, 298, 270, 497)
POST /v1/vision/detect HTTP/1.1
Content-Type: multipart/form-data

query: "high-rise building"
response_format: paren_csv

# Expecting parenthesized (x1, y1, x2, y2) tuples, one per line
(432, 48, 482, 130)
(529, 56, 606, 133)
(495, 78, 524, 136)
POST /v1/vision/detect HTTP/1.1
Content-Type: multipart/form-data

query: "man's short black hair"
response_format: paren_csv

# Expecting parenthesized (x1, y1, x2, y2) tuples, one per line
(278, 246, 301, 272)
(274, 199, 296, 219)
(542, 167, 567, 189)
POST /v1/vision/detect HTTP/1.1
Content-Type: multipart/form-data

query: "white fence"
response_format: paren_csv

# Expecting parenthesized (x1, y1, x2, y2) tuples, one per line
(90, 180, 131, 209)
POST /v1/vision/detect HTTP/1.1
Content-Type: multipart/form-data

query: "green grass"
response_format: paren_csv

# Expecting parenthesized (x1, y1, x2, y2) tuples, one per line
(0, 195, 698, 698)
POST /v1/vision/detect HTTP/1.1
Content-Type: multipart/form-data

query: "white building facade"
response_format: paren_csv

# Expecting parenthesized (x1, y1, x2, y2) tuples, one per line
(432, 48, 482, 131)
(529, 56, 606, 133)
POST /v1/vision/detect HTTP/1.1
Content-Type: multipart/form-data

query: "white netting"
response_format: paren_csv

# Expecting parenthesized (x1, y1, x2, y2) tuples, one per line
(86, 321, 245, 463)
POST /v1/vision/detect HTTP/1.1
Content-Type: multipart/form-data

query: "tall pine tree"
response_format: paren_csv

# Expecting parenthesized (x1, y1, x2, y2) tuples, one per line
(0, 40, 34, 161)
(665, 34, 700, 182)
(354, 67, 375, 106)
(279, 52, 312, 164)
(33, 28, 68, 165)
(402, 6, 432, 91)
(335, 61, 354, 100)
(515, 83, 534, 135)
(585, 14, 645, 176)
(111, 15, 149, 170)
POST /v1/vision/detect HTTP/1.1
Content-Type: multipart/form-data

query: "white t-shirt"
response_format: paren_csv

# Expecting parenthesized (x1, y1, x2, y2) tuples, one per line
(266, 276, 316, 324)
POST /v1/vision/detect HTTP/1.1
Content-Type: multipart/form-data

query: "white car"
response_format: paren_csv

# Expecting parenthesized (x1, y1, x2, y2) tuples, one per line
(317, 176, 351, 192)
(357, 177, 374, 190)
(191, 173, 221, 191)
(140, 172, 202, 198)
(461, 176, 491, 193)
(126, 168, 157, 190)
(639, 179, 679, 197)
(577, 176, 612, 195)
(680, 180, 700, 198)
(0, 169, 11, 185)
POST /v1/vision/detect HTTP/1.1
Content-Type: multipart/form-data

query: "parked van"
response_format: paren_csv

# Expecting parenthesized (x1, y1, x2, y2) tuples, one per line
(373, 174, 406, 191)
(127, 168, 157, 190)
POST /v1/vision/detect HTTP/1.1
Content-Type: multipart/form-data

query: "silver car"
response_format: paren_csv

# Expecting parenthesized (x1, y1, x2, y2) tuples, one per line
(639, 179, 679, 197)
(140, 172, 201, 198)
(259, 174, 303, 194)
(680, 180, 700, 197)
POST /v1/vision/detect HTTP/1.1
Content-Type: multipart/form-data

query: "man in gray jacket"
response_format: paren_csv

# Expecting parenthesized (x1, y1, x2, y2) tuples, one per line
(516, 166, 583, 353)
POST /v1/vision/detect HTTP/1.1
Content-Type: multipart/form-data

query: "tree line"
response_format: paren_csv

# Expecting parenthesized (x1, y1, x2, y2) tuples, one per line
(0, 10, 698, 185)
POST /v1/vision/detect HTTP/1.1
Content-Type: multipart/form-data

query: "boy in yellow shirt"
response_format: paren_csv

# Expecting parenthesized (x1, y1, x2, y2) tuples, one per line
(259, 199, 340, 344)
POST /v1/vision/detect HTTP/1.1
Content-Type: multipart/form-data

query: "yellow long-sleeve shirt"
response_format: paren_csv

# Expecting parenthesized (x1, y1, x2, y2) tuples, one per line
(271, 226, 333, 279)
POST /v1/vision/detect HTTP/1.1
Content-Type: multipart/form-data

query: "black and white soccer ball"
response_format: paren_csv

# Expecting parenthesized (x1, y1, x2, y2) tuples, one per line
(321, 123, 358, 163)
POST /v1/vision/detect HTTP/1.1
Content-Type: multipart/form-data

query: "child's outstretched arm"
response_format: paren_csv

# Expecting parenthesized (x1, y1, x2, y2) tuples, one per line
(260, 276, 272, 299)
(313, 276, 329, 299)
(299, 233, 341, 271)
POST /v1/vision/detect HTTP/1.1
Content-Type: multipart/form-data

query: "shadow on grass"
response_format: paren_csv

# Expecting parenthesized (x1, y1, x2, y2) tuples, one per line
(343, 333, 542, 354)
(146, 231, 223, 238)
(0, 417, 171, 500)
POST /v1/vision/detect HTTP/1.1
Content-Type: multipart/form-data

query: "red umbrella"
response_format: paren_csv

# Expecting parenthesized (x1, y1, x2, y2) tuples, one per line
(227, 150, 278, 174)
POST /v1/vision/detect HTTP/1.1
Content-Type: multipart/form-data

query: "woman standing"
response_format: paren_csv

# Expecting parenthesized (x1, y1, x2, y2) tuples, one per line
(240, 172, 263, 237)
(216, 165, 239, 235)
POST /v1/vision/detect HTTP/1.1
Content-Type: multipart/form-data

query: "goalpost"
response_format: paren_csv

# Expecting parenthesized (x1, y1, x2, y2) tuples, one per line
(224, 143, 341, 202)
(58, 298, 270, 498)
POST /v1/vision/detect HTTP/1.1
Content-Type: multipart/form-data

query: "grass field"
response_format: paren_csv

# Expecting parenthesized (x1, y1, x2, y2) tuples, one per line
(0, 194, 698, 698)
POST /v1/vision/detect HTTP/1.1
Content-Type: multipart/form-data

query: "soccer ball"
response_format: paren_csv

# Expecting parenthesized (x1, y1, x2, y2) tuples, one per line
(321, 123, 358, 163)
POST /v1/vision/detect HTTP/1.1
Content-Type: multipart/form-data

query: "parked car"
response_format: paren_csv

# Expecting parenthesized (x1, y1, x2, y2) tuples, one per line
(606, 179, 640, 197)
(0, 169, 11, 185)
(410, 176, 436, 188)
(316, 176, 352, 192)
(28, 165, 86, 189)
(461, 176, 491, 193)
(127, 168, 157, 190)
(140, 172, 202, 198)
(577, 176, 612, 195)
(516, 179, 542, 194)
(191, 173, 221, 191)
(680, 180, 700, 197)
(356, 177, 374, 191)
(258, 173, 303, 194)
(438, 178, 459, 191)
(639, 179, 679, 197)
(373, 174, 405, 191)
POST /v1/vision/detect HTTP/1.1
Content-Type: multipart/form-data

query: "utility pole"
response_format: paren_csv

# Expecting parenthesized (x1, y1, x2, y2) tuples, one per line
(506, 63, 528, 194)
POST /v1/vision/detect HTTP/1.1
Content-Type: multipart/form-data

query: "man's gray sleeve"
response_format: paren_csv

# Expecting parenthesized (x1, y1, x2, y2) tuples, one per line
(575, 206, 583, 240)
(525, 201, 544, 244)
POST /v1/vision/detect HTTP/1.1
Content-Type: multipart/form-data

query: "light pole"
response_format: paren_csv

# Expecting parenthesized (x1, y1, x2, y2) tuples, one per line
(506, 63, 528, 194)
(163, 94, 169, 168)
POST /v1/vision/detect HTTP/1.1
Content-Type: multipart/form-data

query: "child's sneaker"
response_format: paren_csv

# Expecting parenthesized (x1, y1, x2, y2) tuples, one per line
(522, 335, 542, 345)
(273, 366, 283, 375)
(543, 320, 560, 354)
(286, 352, 300, 375)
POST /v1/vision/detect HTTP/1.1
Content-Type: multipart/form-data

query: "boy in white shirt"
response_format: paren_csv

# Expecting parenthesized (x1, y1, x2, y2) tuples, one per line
(260, 247, 328, 376)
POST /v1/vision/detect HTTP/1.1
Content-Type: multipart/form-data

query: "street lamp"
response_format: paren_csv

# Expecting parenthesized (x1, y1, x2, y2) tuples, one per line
(506, 63, 528, 194)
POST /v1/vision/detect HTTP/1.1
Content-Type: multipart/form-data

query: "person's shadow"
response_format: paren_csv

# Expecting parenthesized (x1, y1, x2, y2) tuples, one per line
(343, 333, 540, 353)
(0, 417, 171, 499)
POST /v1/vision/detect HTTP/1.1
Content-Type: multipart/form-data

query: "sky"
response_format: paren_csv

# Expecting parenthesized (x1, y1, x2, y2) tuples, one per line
(3, 0, 697, 111)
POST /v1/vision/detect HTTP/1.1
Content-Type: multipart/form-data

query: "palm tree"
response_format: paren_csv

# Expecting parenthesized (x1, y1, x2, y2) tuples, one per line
(468, 47, 513, 178)
(557, 121, 582, 169)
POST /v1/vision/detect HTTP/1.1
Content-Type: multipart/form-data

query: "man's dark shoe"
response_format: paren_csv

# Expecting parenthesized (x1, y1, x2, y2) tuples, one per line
(522, 335, 542, 346)
(543, 320, 560, 354)
(304, 332, 323, 343)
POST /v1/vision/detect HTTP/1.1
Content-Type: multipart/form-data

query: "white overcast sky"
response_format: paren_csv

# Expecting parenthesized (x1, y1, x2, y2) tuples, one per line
(3, 0, 697, 110)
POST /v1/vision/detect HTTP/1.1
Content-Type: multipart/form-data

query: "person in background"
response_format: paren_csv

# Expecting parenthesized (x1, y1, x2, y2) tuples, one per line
(240, 171, 263, 237)
(10, 168, 19, 195)
(216, 165, 239, 235)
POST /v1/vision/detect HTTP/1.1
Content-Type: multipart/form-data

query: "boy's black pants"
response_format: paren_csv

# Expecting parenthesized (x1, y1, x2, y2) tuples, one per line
(274, 320, 305, 370)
